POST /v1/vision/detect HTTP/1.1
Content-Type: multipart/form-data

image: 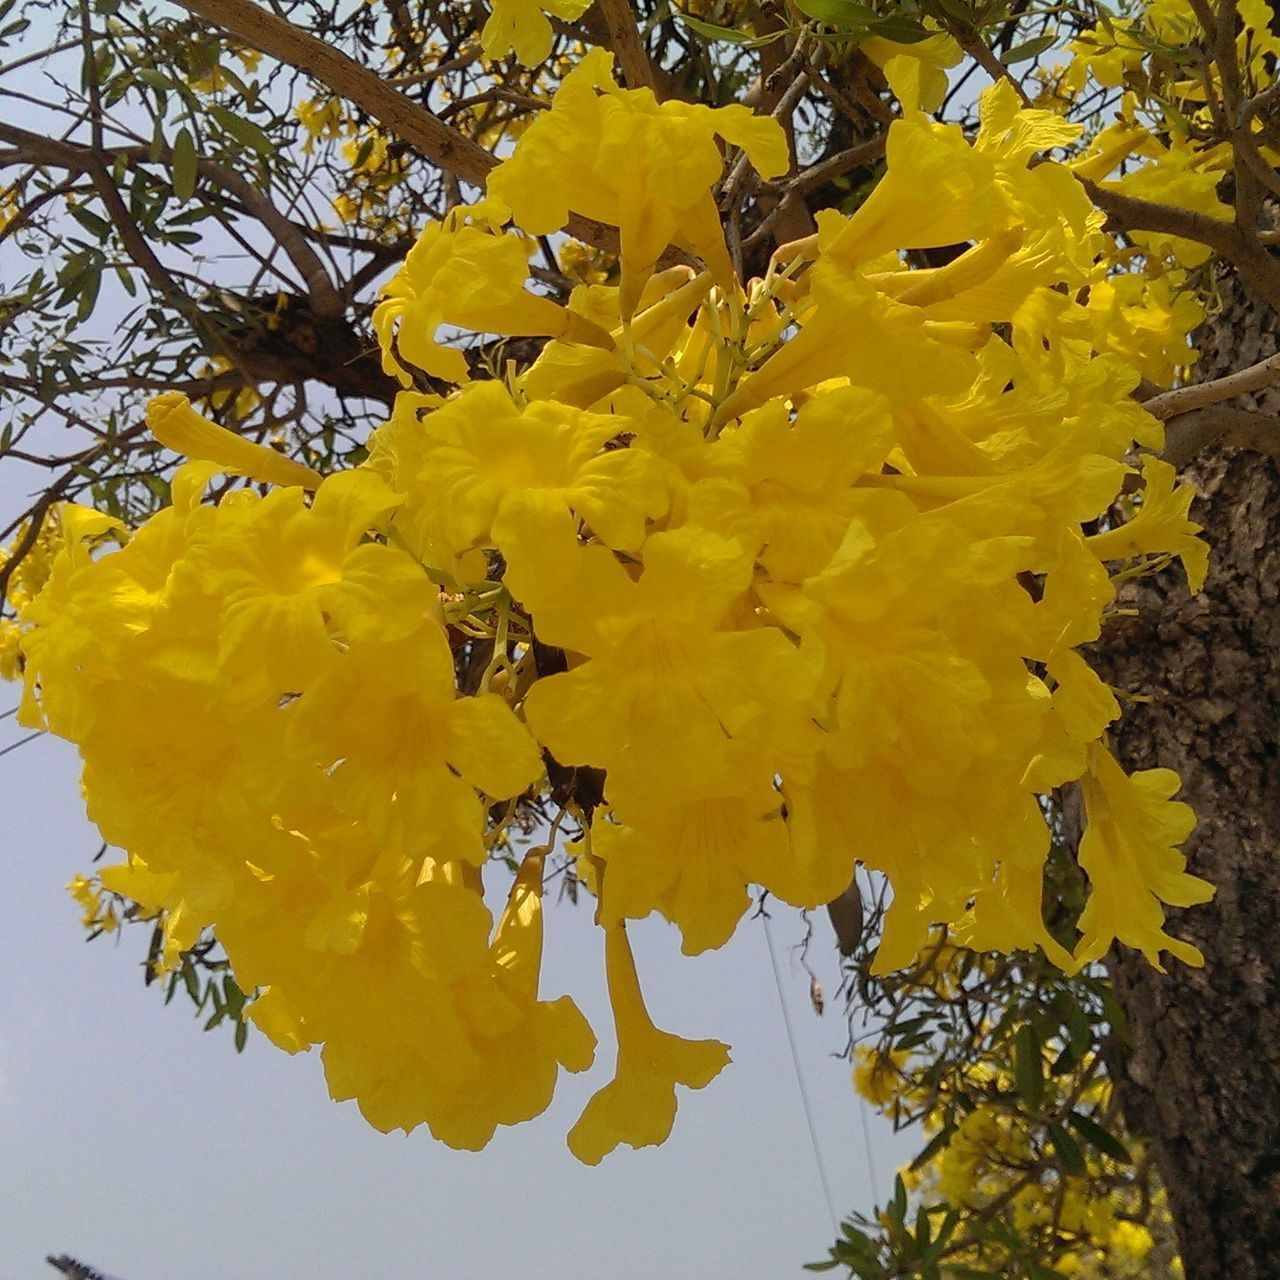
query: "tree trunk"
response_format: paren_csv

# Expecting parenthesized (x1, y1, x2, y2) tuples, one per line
(1097, 264, 1280, 1279)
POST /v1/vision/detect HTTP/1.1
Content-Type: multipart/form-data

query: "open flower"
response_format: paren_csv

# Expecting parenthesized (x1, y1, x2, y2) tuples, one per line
(488, 49, 788, 315)
(567, 920, 729, 1163)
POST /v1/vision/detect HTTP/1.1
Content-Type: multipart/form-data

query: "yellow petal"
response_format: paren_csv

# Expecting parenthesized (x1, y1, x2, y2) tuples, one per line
(147, 391, 322, 488)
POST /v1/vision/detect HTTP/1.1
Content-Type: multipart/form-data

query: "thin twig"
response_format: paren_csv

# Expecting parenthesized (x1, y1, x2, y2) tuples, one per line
(1143, 352, 1280, 419)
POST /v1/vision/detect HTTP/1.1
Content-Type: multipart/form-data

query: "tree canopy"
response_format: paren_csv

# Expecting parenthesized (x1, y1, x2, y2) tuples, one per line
(3, 0, 1279, 1274)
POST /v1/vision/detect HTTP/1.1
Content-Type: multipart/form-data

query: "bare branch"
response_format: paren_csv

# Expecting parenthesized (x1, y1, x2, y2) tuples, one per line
(200, 160, 343, 316)
(175, 0, 617, 252)
(787, 135, 886, 198)
(593, 0, 658, 94)
(177, 0, 493, 185)
(1142, 352, 1280, 420)
(1081, 177, 1280, 311)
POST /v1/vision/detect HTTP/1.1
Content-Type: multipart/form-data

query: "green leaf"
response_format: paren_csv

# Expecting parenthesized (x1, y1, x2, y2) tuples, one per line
(1066, 1110, 1132, 1163)
(867, 14, 934, 41)
(888, 1173, 908, 1226)
(1000, 32, 1057, 64)
(75, 266, 102, 323)
(234, 1019, 248, 1052)
(1047, 1122, 1086, 1175)
(134, 66, 176, 92)
(223, 975, 246, 1018)
(1028, 1265, 1066, 1280)
(793, 0, 876, 25)
(209, 104, 275, 160)
(172, 126, 198, 203)
(930, 0, 976, 21)
(914, 1204, 932, 1249)
(908, 1121, 956, 1172)
(678, 11, 785, 45)
(1014, 1022, 1044, 1110)
(1059, 991, 1093, 1058)
(67, 204, 111, 240)
(1048, 1040, 1079, 1076)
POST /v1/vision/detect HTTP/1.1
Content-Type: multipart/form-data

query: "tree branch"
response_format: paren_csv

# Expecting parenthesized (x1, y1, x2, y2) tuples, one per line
(200, 159, 343, 316)
(1081, 177, 1280, 311)
(1161, 405, 1280, 466)
(593, 0, 658, 94)
(177, 0, 493, 185)
(1142, 352, 1280, 420)
(174, 0, 617, 251)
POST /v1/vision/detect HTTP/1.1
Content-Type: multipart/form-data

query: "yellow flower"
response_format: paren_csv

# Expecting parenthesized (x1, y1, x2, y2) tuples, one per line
(518, 523, 812, 803)
(852, 1045, 909, 1107)
(0, 185, 18, 234)
(1076, 743, 1213, 968)
(423, 848, 596, 1150)
(177, 470, 418, 698)
(0, 620, 21, 682)
(295, 96, 347, 153)
(860, 31, 962, 114)
(481, 0, 594, 65)
(288, 623, 543, 865)
(707, 387, 895, 582)
(567, 921, 729, 1163)
(488, 48, 788, 315)
(147, 392, 321, 488)
(371, 380, 667, 580)
(373, 202, 611, 387)
(595, 749, 792, 954)
(1088, 455, 1208, 593)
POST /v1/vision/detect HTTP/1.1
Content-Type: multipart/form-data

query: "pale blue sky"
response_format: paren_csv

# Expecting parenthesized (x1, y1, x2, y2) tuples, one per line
(0, 722, 913, 1280)
(0, 9, 916, 1273)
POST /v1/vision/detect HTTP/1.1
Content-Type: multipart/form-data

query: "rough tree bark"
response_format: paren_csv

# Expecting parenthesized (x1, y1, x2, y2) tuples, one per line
(1096, 248, 1280, 1278)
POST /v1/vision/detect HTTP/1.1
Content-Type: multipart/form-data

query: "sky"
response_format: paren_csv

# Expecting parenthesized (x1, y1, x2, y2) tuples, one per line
(0, 727, 914, 1280)
(0, 10, 917, 1277)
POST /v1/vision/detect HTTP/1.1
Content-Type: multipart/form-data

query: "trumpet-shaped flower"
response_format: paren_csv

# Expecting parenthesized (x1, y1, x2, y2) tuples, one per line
(596, 750, 794, 954)
(290, 624, 543, 864)
(567, 921, 729, 1163)
(519, 523, 813, 801)
(1075, 744, 1212, 968)
(1087, 455, 1208, 592)
(147, 392, 321, 488)
(481, 0, 593, 66)
(370, 381, 667, 565)
(373, 202, 609, 387)
(488, 48, 788, 314)
(422, 850, 596, 1149)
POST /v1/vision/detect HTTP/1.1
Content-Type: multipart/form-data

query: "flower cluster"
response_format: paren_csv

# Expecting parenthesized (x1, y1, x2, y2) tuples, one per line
(15, 51, 1210, 1156)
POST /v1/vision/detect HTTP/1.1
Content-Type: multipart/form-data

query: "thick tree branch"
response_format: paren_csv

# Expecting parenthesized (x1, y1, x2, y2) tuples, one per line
(593, 0, 658, 94)
(176, 0, 493, 186)
(1161, 405, 1280, 466)
(1081, 177, 1280, 311)
(174, 0, 617, 251)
